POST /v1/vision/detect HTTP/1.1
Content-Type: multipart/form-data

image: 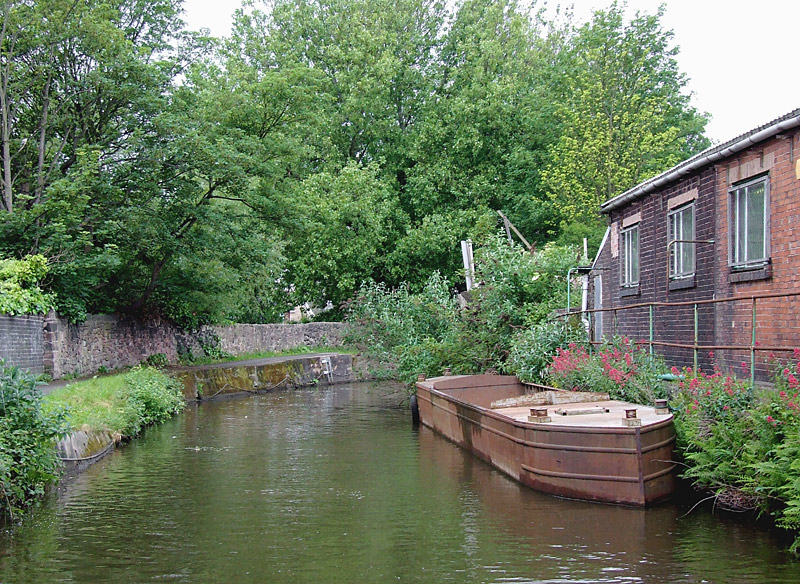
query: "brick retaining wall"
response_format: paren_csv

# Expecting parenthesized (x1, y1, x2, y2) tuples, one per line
(0, 314, 44, 373)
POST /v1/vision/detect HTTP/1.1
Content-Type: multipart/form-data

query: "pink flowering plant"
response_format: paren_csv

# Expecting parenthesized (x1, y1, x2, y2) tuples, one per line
(765, 350, 800, 431)
(673, 352, 800, 551)
(671, 363, 754, 435)
(546, 336, 666, 404)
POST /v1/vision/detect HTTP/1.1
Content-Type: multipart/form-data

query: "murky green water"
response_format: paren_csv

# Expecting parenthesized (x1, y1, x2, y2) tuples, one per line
(1, 382, 799, 583)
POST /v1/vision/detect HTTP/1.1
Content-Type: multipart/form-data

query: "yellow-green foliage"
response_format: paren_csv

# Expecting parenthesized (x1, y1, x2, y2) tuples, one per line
(0, 255, 56, 316)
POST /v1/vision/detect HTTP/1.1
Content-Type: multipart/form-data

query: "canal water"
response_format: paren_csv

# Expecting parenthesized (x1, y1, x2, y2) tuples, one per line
(1, 382, 799, 583)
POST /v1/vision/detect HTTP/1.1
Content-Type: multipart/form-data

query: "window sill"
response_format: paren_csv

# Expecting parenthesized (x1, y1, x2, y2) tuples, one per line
(669, 275, 696, 291)
(620, 286, 640, 298)
(729, 263, 771, 283)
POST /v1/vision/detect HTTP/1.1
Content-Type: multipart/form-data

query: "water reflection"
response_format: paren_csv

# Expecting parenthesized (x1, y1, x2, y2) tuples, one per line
(0, 382, 798, 583)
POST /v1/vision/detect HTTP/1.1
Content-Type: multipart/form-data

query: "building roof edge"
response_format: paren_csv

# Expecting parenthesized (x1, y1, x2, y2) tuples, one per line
(600, 108, 800, 213)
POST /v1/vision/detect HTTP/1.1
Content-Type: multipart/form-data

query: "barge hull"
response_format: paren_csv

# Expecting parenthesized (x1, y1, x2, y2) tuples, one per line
(416, 375, 676, 506)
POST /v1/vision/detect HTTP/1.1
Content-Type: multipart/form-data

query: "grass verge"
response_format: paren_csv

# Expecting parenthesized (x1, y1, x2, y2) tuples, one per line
(44, 366, 184, 438)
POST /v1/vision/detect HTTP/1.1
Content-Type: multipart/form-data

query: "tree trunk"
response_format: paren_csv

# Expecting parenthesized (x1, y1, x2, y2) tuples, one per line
(0, 3, 12, 213)
(34, 75, 52, 204)
(1, 90, 11, 213)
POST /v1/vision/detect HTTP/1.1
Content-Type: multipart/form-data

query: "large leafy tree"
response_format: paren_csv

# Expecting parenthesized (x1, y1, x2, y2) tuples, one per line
(407, 0, 548, 222)
(0, 0, 286, 324)
(540, 2, 709, 227)
(0, 0, 201, 320)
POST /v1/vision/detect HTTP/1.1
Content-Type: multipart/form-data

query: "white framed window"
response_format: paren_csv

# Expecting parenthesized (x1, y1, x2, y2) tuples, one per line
(620, 224, 639, 287)
(730, 176, 769, 267)
(668, 203, 695, 278)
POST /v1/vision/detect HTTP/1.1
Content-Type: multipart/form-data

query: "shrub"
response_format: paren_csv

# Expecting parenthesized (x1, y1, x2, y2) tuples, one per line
(344, 273, 459, 382)
(0, 255, 56, 316)
(545, 336, 666, 404)
(508, 319, 588, 383)
(44, 366, 184, 439)
(145, 353, 169, 368)
(458, 236, 580, 371)
(0, 361, 70, 520)
(122, 367, 185, 436)
(670, 354, 800, 552)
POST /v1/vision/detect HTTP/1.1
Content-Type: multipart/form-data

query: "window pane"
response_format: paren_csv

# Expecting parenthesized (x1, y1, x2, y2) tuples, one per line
(621, 227, 639, 286)
(736, 189, 747, 263)
(746, 183, 765, 261)
(682, 207, 694, 273)
(669, 206, 695, 277)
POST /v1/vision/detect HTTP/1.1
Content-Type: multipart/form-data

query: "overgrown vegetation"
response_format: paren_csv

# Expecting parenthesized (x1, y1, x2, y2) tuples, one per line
(545, 337, 667, 405)
(44, 366, 184, 439)
(670, 356, 800, 552)
(0, 0, 707, 326)
(0, 256, 55, 316)
(345, 235, 581, 382)
(0, 361, 69, 520)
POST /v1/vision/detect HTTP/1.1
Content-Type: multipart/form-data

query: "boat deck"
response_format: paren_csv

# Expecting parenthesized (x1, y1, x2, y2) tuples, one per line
(492, 400, 671, 428)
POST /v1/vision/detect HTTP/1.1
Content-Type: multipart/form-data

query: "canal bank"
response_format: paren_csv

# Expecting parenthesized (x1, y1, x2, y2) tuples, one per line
(53, 352, 377, 471)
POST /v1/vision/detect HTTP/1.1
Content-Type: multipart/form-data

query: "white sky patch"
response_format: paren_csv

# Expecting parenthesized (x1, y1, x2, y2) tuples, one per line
(181, 0, 800, 144)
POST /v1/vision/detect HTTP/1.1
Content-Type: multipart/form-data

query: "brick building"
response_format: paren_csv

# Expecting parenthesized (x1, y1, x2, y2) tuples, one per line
(589, 108, 800, 381)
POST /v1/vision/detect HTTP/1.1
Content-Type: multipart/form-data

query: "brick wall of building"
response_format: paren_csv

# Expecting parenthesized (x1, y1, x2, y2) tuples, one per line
(592, 129, 800, 380)
(593, 166, 717, 370)
(712, 132, 800, 379)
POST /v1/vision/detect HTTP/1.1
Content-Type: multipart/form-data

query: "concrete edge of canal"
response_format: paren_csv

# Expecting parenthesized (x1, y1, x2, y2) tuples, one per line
(55, 352, 380, 473)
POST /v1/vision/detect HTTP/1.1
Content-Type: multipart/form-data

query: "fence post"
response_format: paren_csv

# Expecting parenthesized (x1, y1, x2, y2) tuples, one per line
(694, 303, 699, 371)
(751, 297, 757, 388)
(649, 304, 654, 357)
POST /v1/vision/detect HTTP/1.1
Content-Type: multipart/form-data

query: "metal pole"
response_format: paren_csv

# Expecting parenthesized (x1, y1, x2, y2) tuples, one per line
(649, 304, 654, 357)
(693, 303, 699, 371)
(751, 297, 757, 388)
(566, 268, 573, 315)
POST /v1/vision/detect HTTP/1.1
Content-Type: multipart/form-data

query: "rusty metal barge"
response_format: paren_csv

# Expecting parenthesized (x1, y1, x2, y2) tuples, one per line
(415, 374, 677, 506)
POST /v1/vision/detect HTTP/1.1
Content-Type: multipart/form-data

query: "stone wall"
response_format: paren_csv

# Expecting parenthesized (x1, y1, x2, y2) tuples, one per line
(0, 314, 45, 373)
(44, 314, 182, 380)
(35, 313, 347, 380)
(211, 322, 343, 356)
(2, 312, 347, 379)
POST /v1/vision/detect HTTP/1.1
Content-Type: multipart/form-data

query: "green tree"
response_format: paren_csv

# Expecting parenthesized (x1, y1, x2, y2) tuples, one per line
(541, 2, 709, 227)
(286, 162, 396, 311)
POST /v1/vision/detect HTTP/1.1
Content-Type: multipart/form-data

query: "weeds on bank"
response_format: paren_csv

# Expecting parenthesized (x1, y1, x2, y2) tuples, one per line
(0, 361, 70, 520)
(44, 366, 184, 439)
(669, 353, 800, 552)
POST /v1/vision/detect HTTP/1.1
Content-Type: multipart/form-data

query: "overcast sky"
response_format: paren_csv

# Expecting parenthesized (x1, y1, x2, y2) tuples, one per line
(181, 0, 798, 144)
